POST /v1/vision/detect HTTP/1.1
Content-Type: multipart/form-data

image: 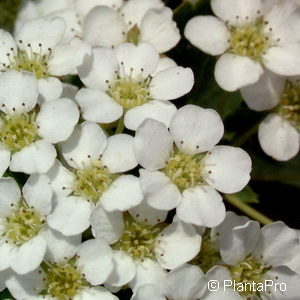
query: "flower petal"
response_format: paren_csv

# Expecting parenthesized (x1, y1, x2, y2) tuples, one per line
(75, 287, 118, 300)
(215, 53, 263, 91)
(170, 105, 224, 154)
(0, 30, 17, 70)
(184, 16, 230, 55)
(37, 77, 63, 103)
(75, 0, 123, 17)
(0, 148, 11, 177)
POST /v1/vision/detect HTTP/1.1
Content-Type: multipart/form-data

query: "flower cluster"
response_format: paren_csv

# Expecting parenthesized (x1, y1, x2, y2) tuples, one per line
(0, 0, 299, 299)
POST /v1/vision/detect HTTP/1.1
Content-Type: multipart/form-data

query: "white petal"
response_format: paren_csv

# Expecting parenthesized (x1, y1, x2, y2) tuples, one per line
(22, 174, 52, 215)
(77, 239, 113, 285)
(215, 53, 263, 91)
(101, 175, 143, 212)
(140, 7, 180, 53)
(170, 105, 224, 154)
(76, 88, 123, 123)
(11, 235, 47, 274)
(61, 83, 78, 99)
(37, 98, 79, 143)
(10, 140, 56, 174)
(0, 148, 10, 177)
(129, 199, 168, 225)
(47, 196, 92, 235)
(155, 56, 177, 73)
(203, 145, 252, 193)
(91, 204, 124, 244)
(184, 16, 230, 55)
(0, 240, 13, 271)
(0, 30, 17, 70)
(131, 285, 165, 300)
(78, 47, 118, 90)
(106, 251, 136, 287)
(211, 0, 263, 25)
(264, 44, 300, 76)
(48, 38, 91, 76)
(134, 118, 172, 170)
(150, 66, 194, 100)
(37, 77, 63, 104)
(258, 114, 300, 161)
(140, 169, 181, 210)
(0, 70, 38, 114)
(178, 186, 226, 227)
(43, 226, 81, 262)
(0, 177, 20, 217)
(114, 42, 159, 77)
(61, 122, 107, 169)
(102, 134, 138, 173)
(15, 18, 65, 55)
(74, 286, 118, 300)
(156, 221, 201, 269)
(240, 70, 285, 111)
(124, 100, 177, 131)
(83, 6, 126, 47)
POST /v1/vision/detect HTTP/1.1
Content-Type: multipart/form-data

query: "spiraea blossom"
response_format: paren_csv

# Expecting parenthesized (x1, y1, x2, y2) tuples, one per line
(184, 0, 300, 91)
(45, 121, 143, 236)
(5, 239, 117, 300)
(0, 70, 79, 174)
(91, 205, 201, 291)
(134, 105, 252, 227)
(77, 42, 193, 131)
(241, 71, 300, 161)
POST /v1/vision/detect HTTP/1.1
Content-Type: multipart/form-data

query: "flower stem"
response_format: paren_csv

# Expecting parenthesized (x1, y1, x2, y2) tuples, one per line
(224, 194, 273, 225)
(115, 115, 125, 134)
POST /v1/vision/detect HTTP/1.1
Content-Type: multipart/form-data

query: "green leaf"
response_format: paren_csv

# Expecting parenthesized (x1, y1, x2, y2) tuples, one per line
(232, 186, 260, 204)
(0, 289, 13, 299)
(0, 0, 23, 32)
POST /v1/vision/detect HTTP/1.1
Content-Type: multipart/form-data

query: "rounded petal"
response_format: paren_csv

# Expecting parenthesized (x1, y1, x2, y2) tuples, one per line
(0, 177, 21, 217)
(258, 114, 300, 161)
(177, 186, 226, 227)
(150, 66, 194, 100)
(37, 77, 63, 104)
(134, 119, 173, 170)
(75, 286, 118, 300)
(155, 221, 201, 269)
(77, 239, 113, 285)
(61, 122, 107, 169)
(214, 53, 264, 91)
(102, 134, 138, 173)
(202, 145, 252, 193)
(140, 7, 180, 53)
(75, 88, 123, 124)
(0, 70, 38, 114)
(124, 100, 177, 131)
(184, 16, 230, 55)
(131, 284, 165, 300)
(37, 98, 79, 143)
(47, 196, 92, 235)
(0, 29, 17, 69)
(170, 105, 224, 154)
(140, 169, 181, 210)
(91, 204, 124, 244)
(101, 175, 143, 212)
(0, 148, 11, 177)
(0, 240, 13, 271)
(10, 140, 56, 174)
(15, 18, 65, 55)
(83, 6, 126, 47)
(22, 174, 52, 215)
(240, 70, 285, 111)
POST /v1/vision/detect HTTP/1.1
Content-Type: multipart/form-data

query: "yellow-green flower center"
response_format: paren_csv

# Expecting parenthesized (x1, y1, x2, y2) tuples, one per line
(5, 200, 43, 246)
(43, 261, 88, 300)
(229, 19, 271, 62)
(107, 74, 151, 110)
(126, 25, 141, 45)
(72, 161, 117, 203)
(277, 80, 300, 131)
(112, 216, 163, 261)
(0, 112, 39, 153)
(162, 148, 206, 191)
(228, 255, 271, 296)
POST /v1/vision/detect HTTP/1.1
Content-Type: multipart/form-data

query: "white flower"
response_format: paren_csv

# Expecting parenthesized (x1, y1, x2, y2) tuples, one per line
(82, 0, 180, 53)
(0, 70, 79, 174)
(1, 18, 90, 95)
(0, 176, 81, 275)
(184, 0, 300, 91)
(5, 239, 117, 300)
(90, 205, 201, 291)
(241, 72, 300, 161)
(46, 121, 142, 236)
(134, 105, 252, 227)
(77, 42, 193, 130)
